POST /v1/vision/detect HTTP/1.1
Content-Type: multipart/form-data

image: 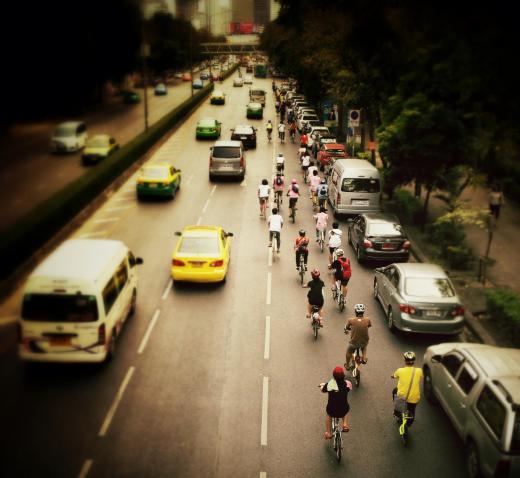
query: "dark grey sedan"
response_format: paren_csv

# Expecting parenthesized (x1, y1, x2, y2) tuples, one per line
(373, 263, 465, 335)
(348, 213, 410, 263)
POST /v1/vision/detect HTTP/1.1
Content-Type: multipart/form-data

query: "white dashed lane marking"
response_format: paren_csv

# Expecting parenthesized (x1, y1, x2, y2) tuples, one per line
(137, 310, 161, 355)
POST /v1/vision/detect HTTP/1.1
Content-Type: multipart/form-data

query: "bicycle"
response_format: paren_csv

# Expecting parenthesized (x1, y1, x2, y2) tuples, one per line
(279, 131, 285, 142)
(290, 129, 296, 143)
(351, 347, 363, 388)
(316, 229, 325, 253)
(310, 305, 321, 341)
(332, 281, 346, 312)
(274, 190, 282, 211)
(317, 386, 344, 463)
(298, 253, 306, 285)
(311, 192, 318, 212)
(289, 199, 297, 223)
(259, 197, 268, 219)
(396, 409, 411, 446)
(269, 231, 280, 261)
(267, 129, 272, 142)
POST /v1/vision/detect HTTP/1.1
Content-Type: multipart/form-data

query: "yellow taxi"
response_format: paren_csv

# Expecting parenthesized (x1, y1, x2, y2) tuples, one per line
(210, 90, 226, 105)
(136, 163, 181, 199)
(171, 226, 233, 284)
(82, 134, 119, 164)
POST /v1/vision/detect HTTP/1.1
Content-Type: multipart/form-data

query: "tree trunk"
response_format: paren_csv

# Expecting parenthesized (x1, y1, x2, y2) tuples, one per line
(420, 185, 432, 231)
(337, 98, 346, 142)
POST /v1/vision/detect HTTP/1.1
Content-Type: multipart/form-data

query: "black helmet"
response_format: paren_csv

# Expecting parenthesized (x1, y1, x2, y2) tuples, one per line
(299, 229, 306, 236)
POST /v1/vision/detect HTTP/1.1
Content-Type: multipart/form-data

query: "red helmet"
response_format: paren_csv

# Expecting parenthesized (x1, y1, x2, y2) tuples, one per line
(333, 366, 345, 380)
(291, 178, 297, 184)
(311, 268, 320, 279)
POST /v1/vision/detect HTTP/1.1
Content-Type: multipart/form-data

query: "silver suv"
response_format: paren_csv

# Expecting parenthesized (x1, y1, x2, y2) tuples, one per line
(209, 140, 245, 181)
(423, 343, 520, 478)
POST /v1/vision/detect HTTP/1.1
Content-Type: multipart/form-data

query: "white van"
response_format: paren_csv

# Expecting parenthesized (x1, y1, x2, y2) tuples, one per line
(50, 121, 88, 153)
(18, 239, 143, 363)
(328, 159, 382, 215)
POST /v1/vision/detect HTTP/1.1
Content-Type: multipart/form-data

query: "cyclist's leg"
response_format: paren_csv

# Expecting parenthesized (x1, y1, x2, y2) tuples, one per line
(269, 230, 274, 246)
(303, 250, 308, 268)
(342, 278, 349, 297)
(345, 342, 356, 369)
(324, 415, 332, 439)
(407, 402, 417, 426)
(361, 344, 368, 363)
(295, 251, 301, 268)
(275, 231, 281, 251)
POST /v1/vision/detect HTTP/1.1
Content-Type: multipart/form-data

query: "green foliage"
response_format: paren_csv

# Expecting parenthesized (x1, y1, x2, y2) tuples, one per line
(389, 189, 423, 224)
(445, 245, 474, 270)
(485, 288, 520, 346)
(0, 83, 216, 281)
(428, 219, 466, 255)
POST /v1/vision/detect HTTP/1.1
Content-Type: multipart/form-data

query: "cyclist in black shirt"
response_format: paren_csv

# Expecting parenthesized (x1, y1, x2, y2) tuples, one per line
(302, 268, 325, 326)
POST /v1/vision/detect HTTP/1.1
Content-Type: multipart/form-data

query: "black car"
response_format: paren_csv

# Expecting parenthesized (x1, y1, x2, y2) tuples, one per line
(230, 125, 257, 149)
(348, 213, 410, 263)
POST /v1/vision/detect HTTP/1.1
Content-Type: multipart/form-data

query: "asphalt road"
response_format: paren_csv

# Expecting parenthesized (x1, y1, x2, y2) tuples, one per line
(0, 78, 201, 233)
(0, 75, 469, 477)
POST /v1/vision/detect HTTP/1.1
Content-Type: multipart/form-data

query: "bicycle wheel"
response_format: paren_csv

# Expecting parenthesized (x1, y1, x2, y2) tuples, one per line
(339, 294, 345, 312)
(334, 432, 342, 463)
(354, 367, 360, 388)
(313, 321, 319, 340)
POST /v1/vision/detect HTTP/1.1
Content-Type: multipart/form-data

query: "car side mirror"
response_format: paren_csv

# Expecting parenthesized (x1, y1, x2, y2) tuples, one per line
(227, 232, 234, 237)
(431, 354, 442, 363)
(136, 257, 144, 265)
(175, 231, 182, 236)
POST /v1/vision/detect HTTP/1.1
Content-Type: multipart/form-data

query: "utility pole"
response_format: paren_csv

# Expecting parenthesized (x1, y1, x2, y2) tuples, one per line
(189, 24, 194, 97)
(140, 2, 149, 131)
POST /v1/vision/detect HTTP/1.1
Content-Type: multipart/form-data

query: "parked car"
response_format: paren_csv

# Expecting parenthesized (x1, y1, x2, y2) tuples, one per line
(246, 102, 263, 119)
(136, 163, 181, 200)
(233, 77, 244, 87)
(196, 118, 221, 139)
(230, 125, 257, 149)
(192, 79, 203, 89)
(171, 226, 233, 284)
(423, 343, 520, 478)
(123, 90, 141, 104)
(307, 126, 330, 147)
(50, 121, 87, 153)
(182, 73, 192, 81)
(244, 75, 253, 84)
(210, 90, 225, 105)
(209, 140, 245, 181)
(373, 262, 465, 334)
(317, 143, 347, 169)
(348, 213, 410, 263)
(154, 83, 168, 95)
(174, 72, 183, 79)
(200, 72, 209, 80)
(316, 133, 338, 147)
(297, 114, 319, 131)
(82, 134, 119, 164)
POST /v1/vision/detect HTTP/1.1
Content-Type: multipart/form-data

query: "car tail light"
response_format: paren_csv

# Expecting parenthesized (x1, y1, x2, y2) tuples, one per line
(209, 155, 213, 167)
(240, 156, 244, 168)
(209, 260, 224, 267)
(399, 304, 417, 314)
(363, 239, 373, 248)
(402, 240, 411, 249)
(172, 259, 185, 267)
(494, 458, 510, 477)
(450, 306, 465, 317)
(98, 323, 106, 345)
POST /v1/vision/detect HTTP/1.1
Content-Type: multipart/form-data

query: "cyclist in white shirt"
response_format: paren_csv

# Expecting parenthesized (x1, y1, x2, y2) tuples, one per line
(278, 123, 286, 142)
(267, 207, 283, 252)
(276, 153, 285, 173)
(301, 153, 311, 182)
(327, 222, 343, 267)
(258, 179, 270, 218)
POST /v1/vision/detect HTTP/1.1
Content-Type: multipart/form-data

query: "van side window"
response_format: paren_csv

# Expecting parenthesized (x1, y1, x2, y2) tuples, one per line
(456, 364, 478, 394)
(115, 261, 128, 290)
(441, 353, 463, 378)
(102, 277, 119, 314)
(77, 123, 86, 134)
(476, 386, 506, 440)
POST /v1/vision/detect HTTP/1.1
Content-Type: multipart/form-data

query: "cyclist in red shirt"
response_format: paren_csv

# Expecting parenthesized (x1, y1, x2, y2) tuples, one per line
(294, 229, 309, 270)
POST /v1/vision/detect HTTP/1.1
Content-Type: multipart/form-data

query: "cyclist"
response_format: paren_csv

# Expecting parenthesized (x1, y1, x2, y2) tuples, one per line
(257, 178, 270, 218)
(298, 146, 307, 163)
(330, 248, 352, 300)
(327, 222, 343, 267)
(287, 178, 300, 214)
(271, 80, 276, 91)
(302, 268, 325, 326)
(267, 207, 283, 252)
(391, 351, 423, 427)
(344, 304, 371, 371)
(266, 120, 273, 141)
(287, 108, 295, 124)
(275, 99, 280, 113)
(289, 121, 297, 142)
(272, 171, 285, 206)
(278, 122, 286, 142)
(316, 178, 329, 210)
(313, 206, 329, 242)
(294, 229, 309, 270)
(276, 152, 285, 173)
(309, 168, 321, 203)
(300, 131, 309, 149)
(320, 366, 352, 438)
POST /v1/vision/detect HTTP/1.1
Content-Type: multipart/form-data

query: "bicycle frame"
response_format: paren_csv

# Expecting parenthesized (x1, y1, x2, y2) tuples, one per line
(311, 306, 320, 340)
(317, 229, 325, 252)
(331, 417, 343, 463)
(298, 254, 305, 284)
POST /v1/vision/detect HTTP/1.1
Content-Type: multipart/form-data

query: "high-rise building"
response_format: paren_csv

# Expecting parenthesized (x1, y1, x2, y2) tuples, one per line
(270, 0, 280, 21)
(253, 0, 269, 27)
(232, 0, 253, 23)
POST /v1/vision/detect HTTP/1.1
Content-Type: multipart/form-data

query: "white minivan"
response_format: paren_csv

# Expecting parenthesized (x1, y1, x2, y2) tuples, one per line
(328, 159, 382, 215)
(50, 121, 88, 153)
(18, 239, 143, 363)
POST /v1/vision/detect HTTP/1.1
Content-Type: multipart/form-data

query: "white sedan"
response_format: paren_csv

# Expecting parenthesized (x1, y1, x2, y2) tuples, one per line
(233, 77, 244, 87)
(244, 75, 253, 84)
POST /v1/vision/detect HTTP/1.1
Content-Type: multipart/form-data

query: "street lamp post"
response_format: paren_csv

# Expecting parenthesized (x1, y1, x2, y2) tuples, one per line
(141, 42, 150, 131)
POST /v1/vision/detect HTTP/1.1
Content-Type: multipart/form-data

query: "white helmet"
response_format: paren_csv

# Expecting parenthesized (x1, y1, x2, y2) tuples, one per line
(354, 304, 365, 315)
(336, 248, 344, 257)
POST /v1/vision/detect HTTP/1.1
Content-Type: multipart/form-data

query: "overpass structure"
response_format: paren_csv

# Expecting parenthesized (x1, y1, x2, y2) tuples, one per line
(200, 36, 264, 55)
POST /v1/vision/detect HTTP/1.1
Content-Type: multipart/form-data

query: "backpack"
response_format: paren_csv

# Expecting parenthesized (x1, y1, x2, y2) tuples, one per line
(292, 184, 299, 193)
(339, 257, 352, 279)
(319, 185, 328, 196)
(276, 176, 283, 185)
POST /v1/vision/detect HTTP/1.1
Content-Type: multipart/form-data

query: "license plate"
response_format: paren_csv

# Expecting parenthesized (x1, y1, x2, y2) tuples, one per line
(352, 200, 369, 206)
(425, 309, 442, 317)
(382, 243, 395, 250)
(50, 337, 71, 346)
(220, 166, 234, 171)
(189, 262, 204, 267)
(148, 183, 157, 188)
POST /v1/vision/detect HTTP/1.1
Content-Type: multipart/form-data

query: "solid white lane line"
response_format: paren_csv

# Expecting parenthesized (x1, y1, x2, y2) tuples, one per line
(210, 185, 217, 196)
(202, 199, 210, 214)
(266, 273, 272, 305)
(268, 247, 272, 267)
(105, 205, 131, 212)
(196, 216, 202, 225)
(78, 459, 93, 478)
(137, 309, 161, 354)
(99, 366, 135, 437)
(93, 217, 119, 224)
(264, 316, 271, 360)
(162, 279, 172, 300)
(261, 376, 269, 446)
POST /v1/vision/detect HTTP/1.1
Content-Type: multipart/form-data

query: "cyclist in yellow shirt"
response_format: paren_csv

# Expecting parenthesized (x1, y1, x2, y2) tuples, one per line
(391, 351, 423, 426)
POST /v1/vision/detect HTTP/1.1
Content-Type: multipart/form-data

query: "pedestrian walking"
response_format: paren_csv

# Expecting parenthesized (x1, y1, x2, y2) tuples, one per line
(489, 183, 504, 220)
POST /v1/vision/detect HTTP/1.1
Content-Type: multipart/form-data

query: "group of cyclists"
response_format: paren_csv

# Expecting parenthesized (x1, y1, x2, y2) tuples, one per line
(261, 81, 423, 444)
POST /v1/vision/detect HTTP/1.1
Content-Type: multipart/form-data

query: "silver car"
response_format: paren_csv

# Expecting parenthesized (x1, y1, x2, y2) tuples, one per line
(423, 343, 520, 478)
(373, 263, 465, 334)
(208, 140, 245, 181)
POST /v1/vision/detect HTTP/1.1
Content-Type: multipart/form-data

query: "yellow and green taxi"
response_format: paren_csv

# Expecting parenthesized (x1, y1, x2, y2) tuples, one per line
(171, 226, 233, 284)
(82, 135, 119, 164)
(210, 90, 226, 105)
(136, 163, 181, 199)
(195, 118, 221, 139)
(246, 102, 263, 119)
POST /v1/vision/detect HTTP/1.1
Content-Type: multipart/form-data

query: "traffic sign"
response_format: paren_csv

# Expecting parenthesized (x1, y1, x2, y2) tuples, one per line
(348, 109, 360, 127)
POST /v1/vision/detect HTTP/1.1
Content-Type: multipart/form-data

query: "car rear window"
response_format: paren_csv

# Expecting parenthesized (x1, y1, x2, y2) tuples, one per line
(234, 126, 253, 134)
(199, 120, 216, 127)
(341, 178, 380, 193)
(251, 90, 265, 96)
(178, 237, 220, 255)
(142, 168, 168, 180)
(367, 223, 403, 237)
(404, 278, 456, 297)
(212, 147, 241, 158)
(326, 149, 345, 155)
(22, 294, 99, 322)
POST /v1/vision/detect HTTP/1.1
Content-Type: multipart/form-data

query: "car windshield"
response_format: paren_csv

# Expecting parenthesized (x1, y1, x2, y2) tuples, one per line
(341, 178, 380, 193)
(367, 222, 402, 237)
(212, 147, 240, 158)
(511, 412, 520, 453)
(248, 103, 261, 109)
(54, 125, 76, 137)
(142, 167, 169, 180)
(326, 148, 345, 155)
(404, 278, 456, 297)
(251, 90, 264, 96)
(87, 136, 109, 148)
(199, 120, 216, 127)
(178, 236, 220, 255)
(22, 293, 98, 322)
